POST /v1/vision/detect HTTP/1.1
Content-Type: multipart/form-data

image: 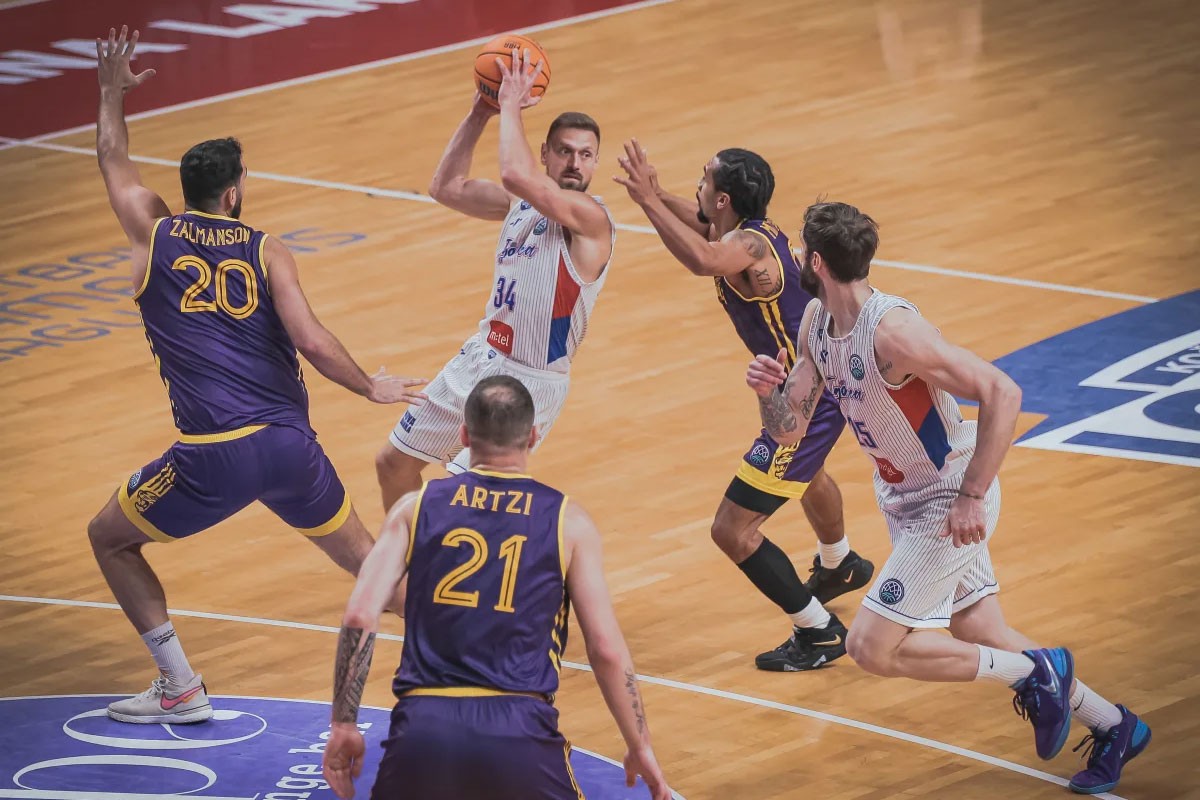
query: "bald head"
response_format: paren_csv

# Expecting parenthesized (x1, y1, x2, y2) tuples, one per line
(464, 376, 536, 451)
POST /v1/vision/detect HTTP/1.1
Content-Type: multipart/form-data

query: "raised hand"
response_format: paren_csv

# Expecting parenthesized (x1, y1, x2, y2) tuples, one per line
(95, 25, 155, 94)
(495, 47, 545, 111)
(613, 138, 660, 206)
(365, 369, 428, 405)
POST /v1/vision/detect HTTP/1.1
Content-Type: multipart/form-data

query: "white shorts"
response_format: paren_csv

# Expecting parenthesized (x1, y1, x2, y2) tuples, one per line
(862, 477, 1002, 629)
(388, 335, 571, 473)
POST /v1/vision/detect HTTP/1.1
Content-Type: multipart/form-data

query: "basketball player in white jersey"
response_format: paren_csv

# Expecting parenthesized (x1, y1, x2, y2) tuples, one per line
(746, 202, 1150, 794)
(376, 48, 615, 509)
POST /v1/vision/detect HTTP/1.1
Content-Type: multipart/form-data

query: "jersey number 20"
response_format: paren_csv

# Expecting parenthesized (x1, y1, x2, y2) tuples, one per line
(433, 528, 527, 613)
(172, 256, 259, 319)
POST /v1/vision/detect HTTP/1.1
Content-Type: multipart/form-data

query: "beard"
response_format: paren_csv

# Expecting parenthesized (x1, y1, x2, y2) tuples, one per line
(230, 198, 243, 219)
(557, 173, 589, 192)
(695, 193, 710, 225)
(799, 253, 820, 296)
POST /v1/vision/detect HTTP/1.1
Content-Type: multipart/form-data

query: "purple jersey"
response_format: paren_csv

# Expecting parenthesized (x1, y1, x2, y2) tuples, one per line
(715, 218, 813, 370)
(137, 211, 312, 436)
(394, 469, 570, 698)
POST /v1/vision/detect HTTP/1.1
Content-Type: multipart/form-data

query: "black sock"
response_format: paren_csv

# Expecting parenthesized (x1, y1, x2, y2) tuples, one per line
(736, 537, 813, 615)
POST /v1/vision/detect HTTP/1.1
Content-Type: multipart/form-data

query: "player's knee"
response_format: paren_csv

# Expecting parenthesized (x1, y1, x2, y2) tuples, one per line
(87, 511, 129, 558)
(846, 629, 892, 676)
(710, 518, 752, 561)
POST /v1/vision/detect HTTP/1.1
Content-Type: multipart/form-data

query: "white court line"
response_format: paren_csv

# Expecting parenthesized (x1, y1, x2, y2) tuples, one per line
(10, 138, 1158, 305)
(0, 0, 53, 10)
(16, 0, 681, 144)
(0, 593, 1126, 799)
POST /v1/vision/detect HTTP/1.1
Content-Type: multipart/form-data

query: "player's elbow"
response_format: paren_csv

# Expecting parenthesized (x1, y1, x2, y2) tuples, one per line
(342, 605, 375, 631)
(499, 167, 534, 195)
(428, 176, 453, 204)
(988, 372, 1022, 412)
(584, 633, 624, 670)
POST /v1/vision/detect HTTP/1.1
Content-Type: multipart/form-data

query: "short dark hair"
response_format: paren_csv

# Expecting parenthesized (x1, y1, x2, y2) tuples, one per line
(180, 137, 243, 211)
(801, 202, 879, 282)
(547, 112, 600, 145)
(464, 376, 535, 450)
(713, 148, 774, 220)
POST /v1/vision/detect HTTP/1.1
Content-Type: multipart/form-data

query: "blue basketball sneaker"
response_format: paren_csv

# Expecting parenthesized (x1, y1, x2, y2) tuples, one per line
(1068, 705, 1151, 794)
(1011, 647, 1074, 760)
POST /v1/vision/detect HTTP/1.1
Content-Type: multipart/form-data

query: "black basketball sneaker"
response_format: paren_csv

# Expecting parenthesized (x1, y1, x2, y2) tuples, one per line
(804, 550, 875, 604)
(755, 614, 848, 672)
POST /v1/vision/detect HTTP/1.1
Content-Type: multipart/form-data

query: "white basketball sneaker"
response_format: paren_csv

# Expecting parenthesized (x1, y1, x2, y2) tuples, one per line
(107, 673, 212, 724)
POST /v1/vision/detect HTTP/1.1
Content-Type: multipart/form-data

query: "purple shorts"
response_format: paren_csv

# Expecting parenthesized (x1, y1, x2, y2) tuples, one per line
(117, 424, 350, 542)
(729, 396, 845, 511)
(371, 695, 582, 800)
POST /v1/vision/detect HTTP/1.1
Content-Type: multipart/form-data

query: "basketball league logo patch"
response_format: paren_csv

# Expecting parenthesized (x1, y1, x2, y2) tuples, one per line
(749, 443, 771, 466)
(878, 578, 905, 605)
(849, 354, 866, 381)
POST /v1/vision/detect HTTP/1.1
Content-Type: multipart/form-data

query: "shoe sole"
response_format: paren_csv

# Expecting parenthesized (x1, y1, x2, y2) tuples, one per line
(107, 704, 213, 724)
(812, 560, 876, 605)
(1067, 725, 1152, 795)
(754, 644, 847, 672)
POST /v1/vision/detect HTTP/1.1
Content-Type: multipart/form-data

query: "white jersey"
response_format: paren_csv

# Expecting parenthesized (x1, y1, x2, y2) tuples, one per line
(807, 290, 978, 510)
(478, 197, 614, 374)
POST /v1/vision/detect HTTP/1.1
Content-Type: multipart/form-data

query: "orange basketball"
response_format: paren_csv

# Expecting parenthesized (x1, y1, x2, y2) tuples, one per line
(474, 33, 551, 108)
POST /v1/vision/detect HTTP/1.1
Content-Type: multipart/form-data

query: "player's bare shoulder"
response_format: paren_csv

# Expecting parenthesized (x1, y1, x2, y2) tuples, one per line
(720, 228, 781, 297)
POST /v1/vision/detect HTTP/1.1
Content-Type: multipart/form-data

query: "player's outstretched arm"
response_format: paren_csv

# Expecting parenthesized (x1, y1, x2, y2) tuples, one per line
(564, 502, 673, 800)
(747, 303, 825, 447)
(323, 492, 419, 799)
(495, 50, 611, 248)
(614, 140, 757, 278)
(94, 27, 169, 278)
(428, 94, 512, 221)
(264, 236, 427, 405)
(874, 308, 1022, 547)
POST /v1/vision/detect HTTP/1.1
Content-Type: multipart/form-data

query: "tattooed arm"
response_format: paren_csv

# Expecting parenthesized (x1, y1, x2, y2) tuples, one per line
(747, 303, 826, 447)
(563, 501, 672, 799)
(322, 491, 420, 799)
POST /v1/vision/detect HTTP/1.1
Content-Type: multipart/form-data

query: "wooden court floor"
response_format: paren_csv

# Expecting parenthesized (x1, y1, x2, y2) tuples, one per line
(1, 0, 1198, 797)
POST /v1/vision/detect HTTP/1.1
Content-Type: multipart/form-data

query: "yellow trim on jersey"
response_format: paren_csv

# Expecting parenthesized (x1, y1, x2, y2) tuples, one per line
(734, 460, 810, 499)
(117, 480, 176, 544)
(564, 740, 585, 799)
(184, 209, 239, 222)
(258, 232, 270, 286)
(557, 495, 569, 580)
(765, 300, 798, 366)
(178, 424, 266, 444)
(405, 483, 429, 568)
(758, 302, 788, 356)
(296, 489, 352, 538)
(133, 217, 165, 302)
(401, 686, 549, 701)
(468, 467, 534, 480)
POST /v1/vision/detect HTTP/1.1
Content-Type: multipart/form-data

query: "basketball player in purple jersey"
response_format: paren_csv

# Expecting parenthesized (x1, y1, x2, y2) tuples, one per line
(615, 143, 872, 671)
(748, 201, 1149, 794)
(87, 28, 426, 724)
(323, 377, 672, 800)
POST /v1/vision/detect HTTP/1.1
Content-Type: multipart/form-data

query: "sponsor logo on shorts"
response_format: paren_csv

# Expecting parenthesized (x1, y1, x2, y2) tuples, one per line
(487, 349, 498, 360)
(771, 441, 799, 478)
(879, 578, 905, 605)
(128, 469, 142, 490)
(134, 464, 176, 513)
(0, 695, 657, 799)
(873, 456, 906, 484)
(533, 217, 548, 235)
(748, 443, 771, 466)
(518, 201, 532, 211)
(487, 320, 515, 356)
(849, 354, 866, 380)
(400, 410, 416, 433)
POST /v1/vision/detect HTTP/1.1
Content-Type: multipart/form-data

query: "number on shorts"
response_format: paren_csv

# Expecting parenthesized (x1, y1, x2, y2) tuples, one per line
(432, 528, 527, 613)
(173, 256, 259, 319)
(493, 276, 518, 311)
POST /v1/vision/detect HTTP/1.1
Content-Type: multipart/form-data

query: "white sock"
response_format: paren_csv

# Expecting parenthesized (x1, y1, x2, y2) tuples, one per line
(975, 645, 1035, 686)
(1071, 680, 1123, 733)
(818, 537, 851, 569)
(141, 621, 195, 685)
(788, 596, 832, 629)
